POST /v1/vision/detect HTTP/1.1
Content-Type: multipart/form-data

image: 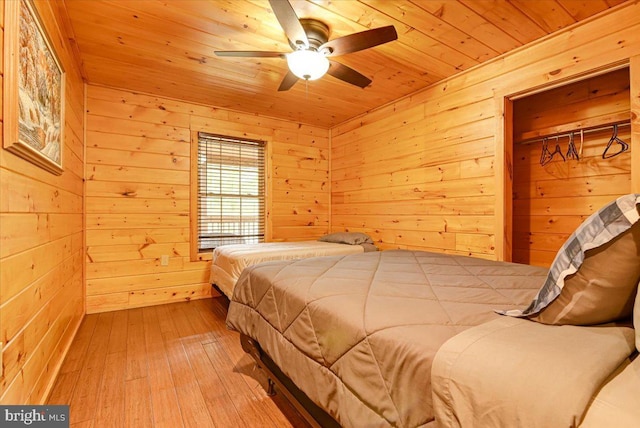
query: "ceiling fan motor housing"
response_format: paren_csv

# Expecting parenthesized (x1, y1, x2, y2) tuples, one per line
(296, 19, 330, 51)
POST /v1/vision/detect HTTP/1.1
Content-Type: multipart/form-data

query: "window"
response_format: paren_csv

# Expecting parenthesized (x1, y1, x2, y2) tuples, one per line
(197, 132, 265, 251)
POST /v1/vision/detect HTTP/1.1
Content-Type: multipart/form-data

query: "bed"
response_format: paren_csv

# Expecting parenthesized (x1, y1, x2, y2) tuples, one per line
(226, 194, 640, 427)
(227, 250, 547, 426)
(209, 232, 376, 298)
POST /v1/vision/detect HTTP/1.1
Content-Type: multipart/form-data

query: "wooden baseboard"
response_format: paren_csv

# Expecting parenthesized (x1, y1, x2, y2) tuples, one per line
(40, 311, 85, 404)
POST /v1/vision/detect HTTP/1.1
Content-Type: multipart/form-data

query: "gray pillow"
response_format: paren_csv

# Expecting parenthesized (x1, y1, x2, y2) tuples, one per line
(360, 243, 379, 252)
(318, 232, 373, 245)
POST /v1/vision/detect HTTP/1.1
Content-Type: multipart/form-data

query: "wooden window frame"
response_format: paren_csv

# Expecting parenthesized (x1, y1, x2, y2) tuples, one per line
(190, 130, 271, 261)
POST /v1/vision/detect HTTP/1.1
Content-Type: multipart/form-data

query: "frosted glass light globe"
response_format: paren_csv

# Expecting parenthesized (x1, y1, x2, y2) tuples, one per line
(286, 50, 330, 81)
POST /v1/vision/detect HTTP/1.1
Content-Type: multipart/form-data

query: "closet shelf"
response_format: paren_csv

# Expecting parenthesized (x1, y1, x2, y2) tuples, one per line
(515, 111, 630, 144)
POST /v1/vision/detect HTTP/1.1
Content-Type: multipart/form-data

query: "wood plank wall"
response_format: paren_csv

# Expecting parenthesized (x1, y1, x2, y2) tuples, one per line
(0, 0, 85, 403)
(85, 86, 329, 313)
(331, 2, 640, 260)
(512, 69, 631, 267)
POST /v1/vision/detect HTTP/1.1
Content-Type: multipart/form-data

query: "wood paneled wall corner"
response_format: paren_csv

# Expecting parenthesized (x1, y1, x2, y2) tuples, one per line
(82, 82, 88, 316)
(0, 0, 85, 404)
(52, 0, 87, 82)
(85, 85, 330, 313)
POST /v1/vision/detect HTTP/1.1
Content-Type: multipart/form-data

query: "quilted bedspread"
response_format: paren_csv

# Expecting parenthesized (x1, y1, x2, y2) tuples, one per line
(226, 250, 547, 427)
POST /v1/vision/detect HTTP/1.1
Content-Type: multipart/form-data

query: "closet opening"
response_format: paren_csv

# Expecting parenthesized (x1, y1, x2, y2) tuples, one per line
(508, 67, 632, 267)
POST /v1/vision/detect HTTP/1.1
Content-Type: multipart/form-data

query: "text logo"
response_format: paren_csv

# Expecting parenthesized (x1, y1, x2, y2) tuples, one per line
(1, 406, 69, 427)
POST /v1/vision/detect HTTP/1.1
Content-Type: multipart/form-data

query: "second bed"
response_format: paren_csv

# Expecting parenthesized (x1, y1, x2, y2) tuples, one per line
(209, 232, 377, 297)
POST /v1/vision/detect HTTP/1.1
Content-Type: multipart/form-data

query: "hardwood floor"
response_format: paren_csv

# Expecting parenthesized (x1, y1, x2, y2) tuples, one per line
(47, 296, 311, 427)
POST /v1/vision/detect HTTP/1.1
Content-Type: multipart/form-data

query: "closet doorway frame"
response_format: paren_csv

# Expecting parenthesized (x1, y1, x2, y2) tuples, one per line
(494, 58, 640, 262)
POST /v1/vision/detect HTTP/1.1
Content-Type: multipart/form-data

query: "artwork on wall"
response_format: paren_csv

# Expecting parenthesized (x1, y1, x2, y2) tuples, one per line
(3, 0, 65, 175)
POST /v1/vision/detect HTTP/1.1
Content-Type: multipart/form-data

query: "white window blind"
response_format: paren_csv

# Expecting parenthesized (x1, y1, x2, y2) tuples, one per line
(197, 132, 265, 251)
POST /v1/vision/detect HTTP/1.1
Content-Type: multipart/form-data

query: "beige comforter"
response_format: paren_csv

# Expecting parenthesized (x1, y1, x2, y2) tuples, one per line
(226, 250, 547, 427)
(432, 316, 636, 428)
(209, 240, 365, 297)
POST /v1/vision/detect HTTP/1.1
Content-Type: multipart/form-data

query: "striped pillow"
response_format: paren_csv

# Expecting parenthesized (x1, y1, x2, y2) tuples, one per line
(501, 193, 640, 325)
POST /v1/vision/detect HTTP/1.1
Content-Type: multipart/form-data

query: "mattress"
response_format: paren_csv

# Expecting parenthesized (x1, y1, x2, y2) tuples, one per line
(209, 240, 366, 297)
(226, 250, 547, 427)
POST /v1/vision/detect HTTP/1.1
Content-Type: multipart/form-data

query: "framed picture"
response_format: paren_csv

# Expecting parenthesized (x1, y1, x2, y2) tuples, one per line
(3, 0, 65, 175)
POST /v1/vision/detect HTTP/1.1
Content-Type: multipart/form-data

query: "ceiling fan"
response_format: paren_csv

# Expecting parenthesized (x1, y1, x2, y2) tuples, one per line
(214, 0, 398, 91)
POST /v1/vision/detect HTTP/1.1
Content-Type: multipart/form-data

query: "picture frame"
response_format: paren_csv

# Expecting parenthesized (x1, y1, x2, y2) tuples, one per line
(3, 0, 65, 175)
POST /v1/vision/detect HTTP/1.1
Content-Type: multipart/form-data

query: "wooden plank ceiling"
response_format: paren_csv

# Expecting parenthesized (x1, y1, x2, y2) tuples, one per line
(62, 0, 628, 128)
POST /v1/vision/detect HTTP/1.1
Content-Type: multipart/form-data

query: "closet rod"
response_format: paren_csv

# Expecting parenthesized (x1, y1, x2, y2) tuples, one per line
(518, 121, 631, 145)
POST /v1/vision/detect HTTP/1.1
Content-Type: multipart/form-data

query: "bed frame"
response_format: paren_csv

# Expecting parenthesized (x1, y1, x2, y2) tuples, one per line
(240, 334, 340, 428)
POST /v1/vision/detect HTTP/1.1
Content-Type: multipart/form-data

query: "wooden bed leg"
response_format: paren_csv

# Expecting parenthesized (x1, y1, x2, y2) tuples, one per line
(267, 378, 276, 396)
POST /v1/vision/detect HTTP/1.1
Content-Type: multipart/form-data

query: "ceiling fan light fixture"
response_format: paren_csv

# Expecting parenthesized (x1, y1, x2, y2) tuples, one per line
(286, 50, 329, 81)
(216, 1, 397, 90)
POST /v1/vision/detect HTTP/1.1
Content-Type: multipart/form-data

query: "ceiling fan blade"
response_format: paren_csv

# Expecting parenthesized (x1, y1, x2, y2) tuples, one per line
(278, 70, 299, 91)
(327, 60, 371, 88)
(214, 51, 286, 58)
(268, 0, 309, 49)
(320, 26, 397, 57)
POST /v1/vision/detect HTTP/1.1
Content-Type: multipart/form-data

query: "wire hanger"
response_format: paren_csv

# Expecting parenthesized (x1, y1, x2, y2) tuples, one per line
(540, 138, 553, 166)
(551, 136, 565, 162)
(566, 132, 579, 161)
(540, 136, 565, 166)
(602, 124, 629, 159)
